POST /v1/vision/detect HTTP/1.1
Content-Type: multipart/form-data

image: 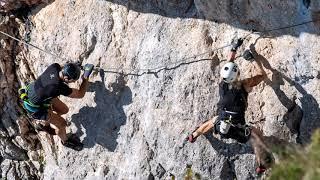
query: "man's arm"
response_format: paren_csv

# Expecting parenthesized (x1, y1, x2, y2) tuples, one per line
(67, 64, 94, 98)
(228, 51, 237, 62)
(242, 60, 267, 91)
(228, 38, 244, 62)
(68, 78, 89, 98)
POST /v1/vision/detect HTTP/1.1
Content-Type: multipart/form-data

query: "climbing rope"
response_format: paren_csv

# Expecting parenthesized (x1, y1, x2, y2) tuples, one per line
(259, 19, 320, 34)
(0, 18, 319, 75)
(98, 44, 232, 75)
(243, 18, 320, 40)
(0, 30, 66, 61)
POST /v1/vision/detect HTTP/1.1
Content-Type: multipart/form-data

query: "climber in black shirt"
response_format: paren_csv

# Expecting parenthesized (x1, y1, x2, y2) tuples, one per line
(22, 62, 94, 151)
(187, 39, 272, 174)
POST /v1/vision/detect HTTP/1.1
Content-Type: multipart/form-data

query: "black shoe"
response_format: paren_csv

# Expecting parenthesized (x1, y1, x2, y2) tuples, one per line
(62, 134, 84, 151)
(186, 134, 197, 143)
(256, 165, 267, 176)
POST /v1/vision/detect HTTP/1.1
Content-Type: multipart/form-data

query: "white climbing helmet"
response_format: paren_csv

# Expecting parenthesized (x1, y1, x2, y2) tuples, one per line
(220, 62, 239, 83)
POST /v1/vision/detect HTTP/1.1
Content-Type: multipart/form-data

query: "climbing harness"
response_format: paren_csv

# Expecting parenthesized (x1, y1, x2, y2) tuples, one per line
(18, 86, 56, 134)
(1, 19, 320, 75)
(219, 112, 251, 137)
(19, 86, 55, 134)
(18, 84, 51, 116)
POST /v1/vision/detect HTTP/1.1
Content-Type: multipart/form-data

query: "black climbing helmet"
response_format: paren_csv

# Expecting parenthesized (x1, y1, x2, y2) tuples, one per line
(62, 63, 81, 80)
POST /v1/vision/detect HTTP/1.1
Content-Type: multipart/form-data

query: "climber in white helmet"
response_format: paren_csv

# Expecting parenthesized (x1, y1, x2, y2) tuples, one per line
(187, 39, 272, 175)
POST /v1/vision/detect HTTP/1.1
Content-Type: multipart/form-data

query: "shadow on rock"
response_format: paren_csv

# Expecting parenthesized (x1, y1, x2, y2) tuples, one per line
(204, 130, 254, 157)
(71, 70, 132, 151)
(104, 0, 320, 37)
(1, 0, 55, 15)
(204, 132, 254, 179)
(250, 44, 320, 144)
(285, 75, 320, 144)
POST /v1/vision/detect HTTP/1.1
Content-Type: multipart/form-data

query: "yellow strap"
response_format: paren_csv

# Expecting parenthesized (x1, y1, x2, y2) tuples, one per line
(20, 93, 27, 100)
(19, 83, 50, 108)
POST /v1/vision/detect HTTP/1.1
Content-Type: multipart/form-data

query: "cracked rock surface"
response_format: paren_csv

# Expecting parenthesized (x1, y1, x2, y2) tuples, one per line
(0, 0, 320, 179)
(0, 14, 42, 179)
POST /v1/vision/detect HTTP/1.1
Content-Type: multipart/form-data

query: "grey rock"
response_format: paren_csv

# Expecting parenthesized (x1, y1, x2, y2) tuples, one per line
(155, 163, 166, 179)
(0, 12, 41, 179)
(0, 0, 48, 13)
(1, 0, 320, 179)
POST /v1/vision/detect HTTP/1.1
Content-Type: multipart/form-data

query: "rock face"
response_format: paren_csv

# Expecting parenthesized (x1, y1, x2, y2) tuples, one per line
(1, 0, 320, 179)
(0, 0, 48, 13)
(195, 0, 320, 36)
(0, 15, 41, 179)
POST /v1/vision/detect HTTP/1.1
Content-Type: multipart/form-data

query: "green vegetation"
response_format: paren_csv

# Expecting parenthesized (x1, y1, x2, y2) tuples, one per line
(175, 131, 320, 180)
(184, 165, 201, 180)
(38, 150, 46, 173)
(269, 130, 320, 180)
(170, 165, 201, 180)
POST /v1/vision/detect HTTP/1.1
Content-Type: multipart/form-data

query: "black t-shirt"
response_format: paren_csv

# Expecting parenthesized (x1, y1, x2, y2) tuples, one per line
(217, 81, 248, 114)
(29, 63, 72, 104)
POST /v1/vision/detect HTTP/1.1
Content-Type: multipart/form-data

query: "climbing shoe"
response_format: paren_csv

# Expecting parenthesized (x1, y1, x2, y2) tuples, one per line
(243, 49, 254, 61)
(256, 165, 267, 175)
(62, 134, 84, 151)
(187, 134, 197, 143)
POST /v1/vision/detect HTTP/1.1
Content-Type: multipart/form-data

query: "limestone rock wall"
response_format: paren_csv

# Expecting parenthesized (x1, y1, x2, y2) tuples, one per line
(195, 0, 320, 36)
(1, 0, 320, 179)
(0, 15, 41, 179)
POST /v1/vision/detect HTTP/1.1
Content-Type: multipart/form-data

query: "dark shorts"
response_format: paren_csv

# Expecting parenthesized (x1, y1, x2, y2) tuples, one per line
(23, 101, 49, 120)
(213, 111, 251, 144)
(30, 109, 49, 120)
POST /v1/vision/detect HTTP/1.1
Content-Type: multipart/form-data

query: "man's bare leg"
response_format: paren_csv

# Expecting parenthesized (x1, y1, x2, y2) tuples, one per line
(250, 127, 274, 173)
(251, 127, 271, 152)
(47, 110, 68, 142)
(46, 110, 83, 151)
(188, 116, 218, 142)
(51, 98, 69, 115)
